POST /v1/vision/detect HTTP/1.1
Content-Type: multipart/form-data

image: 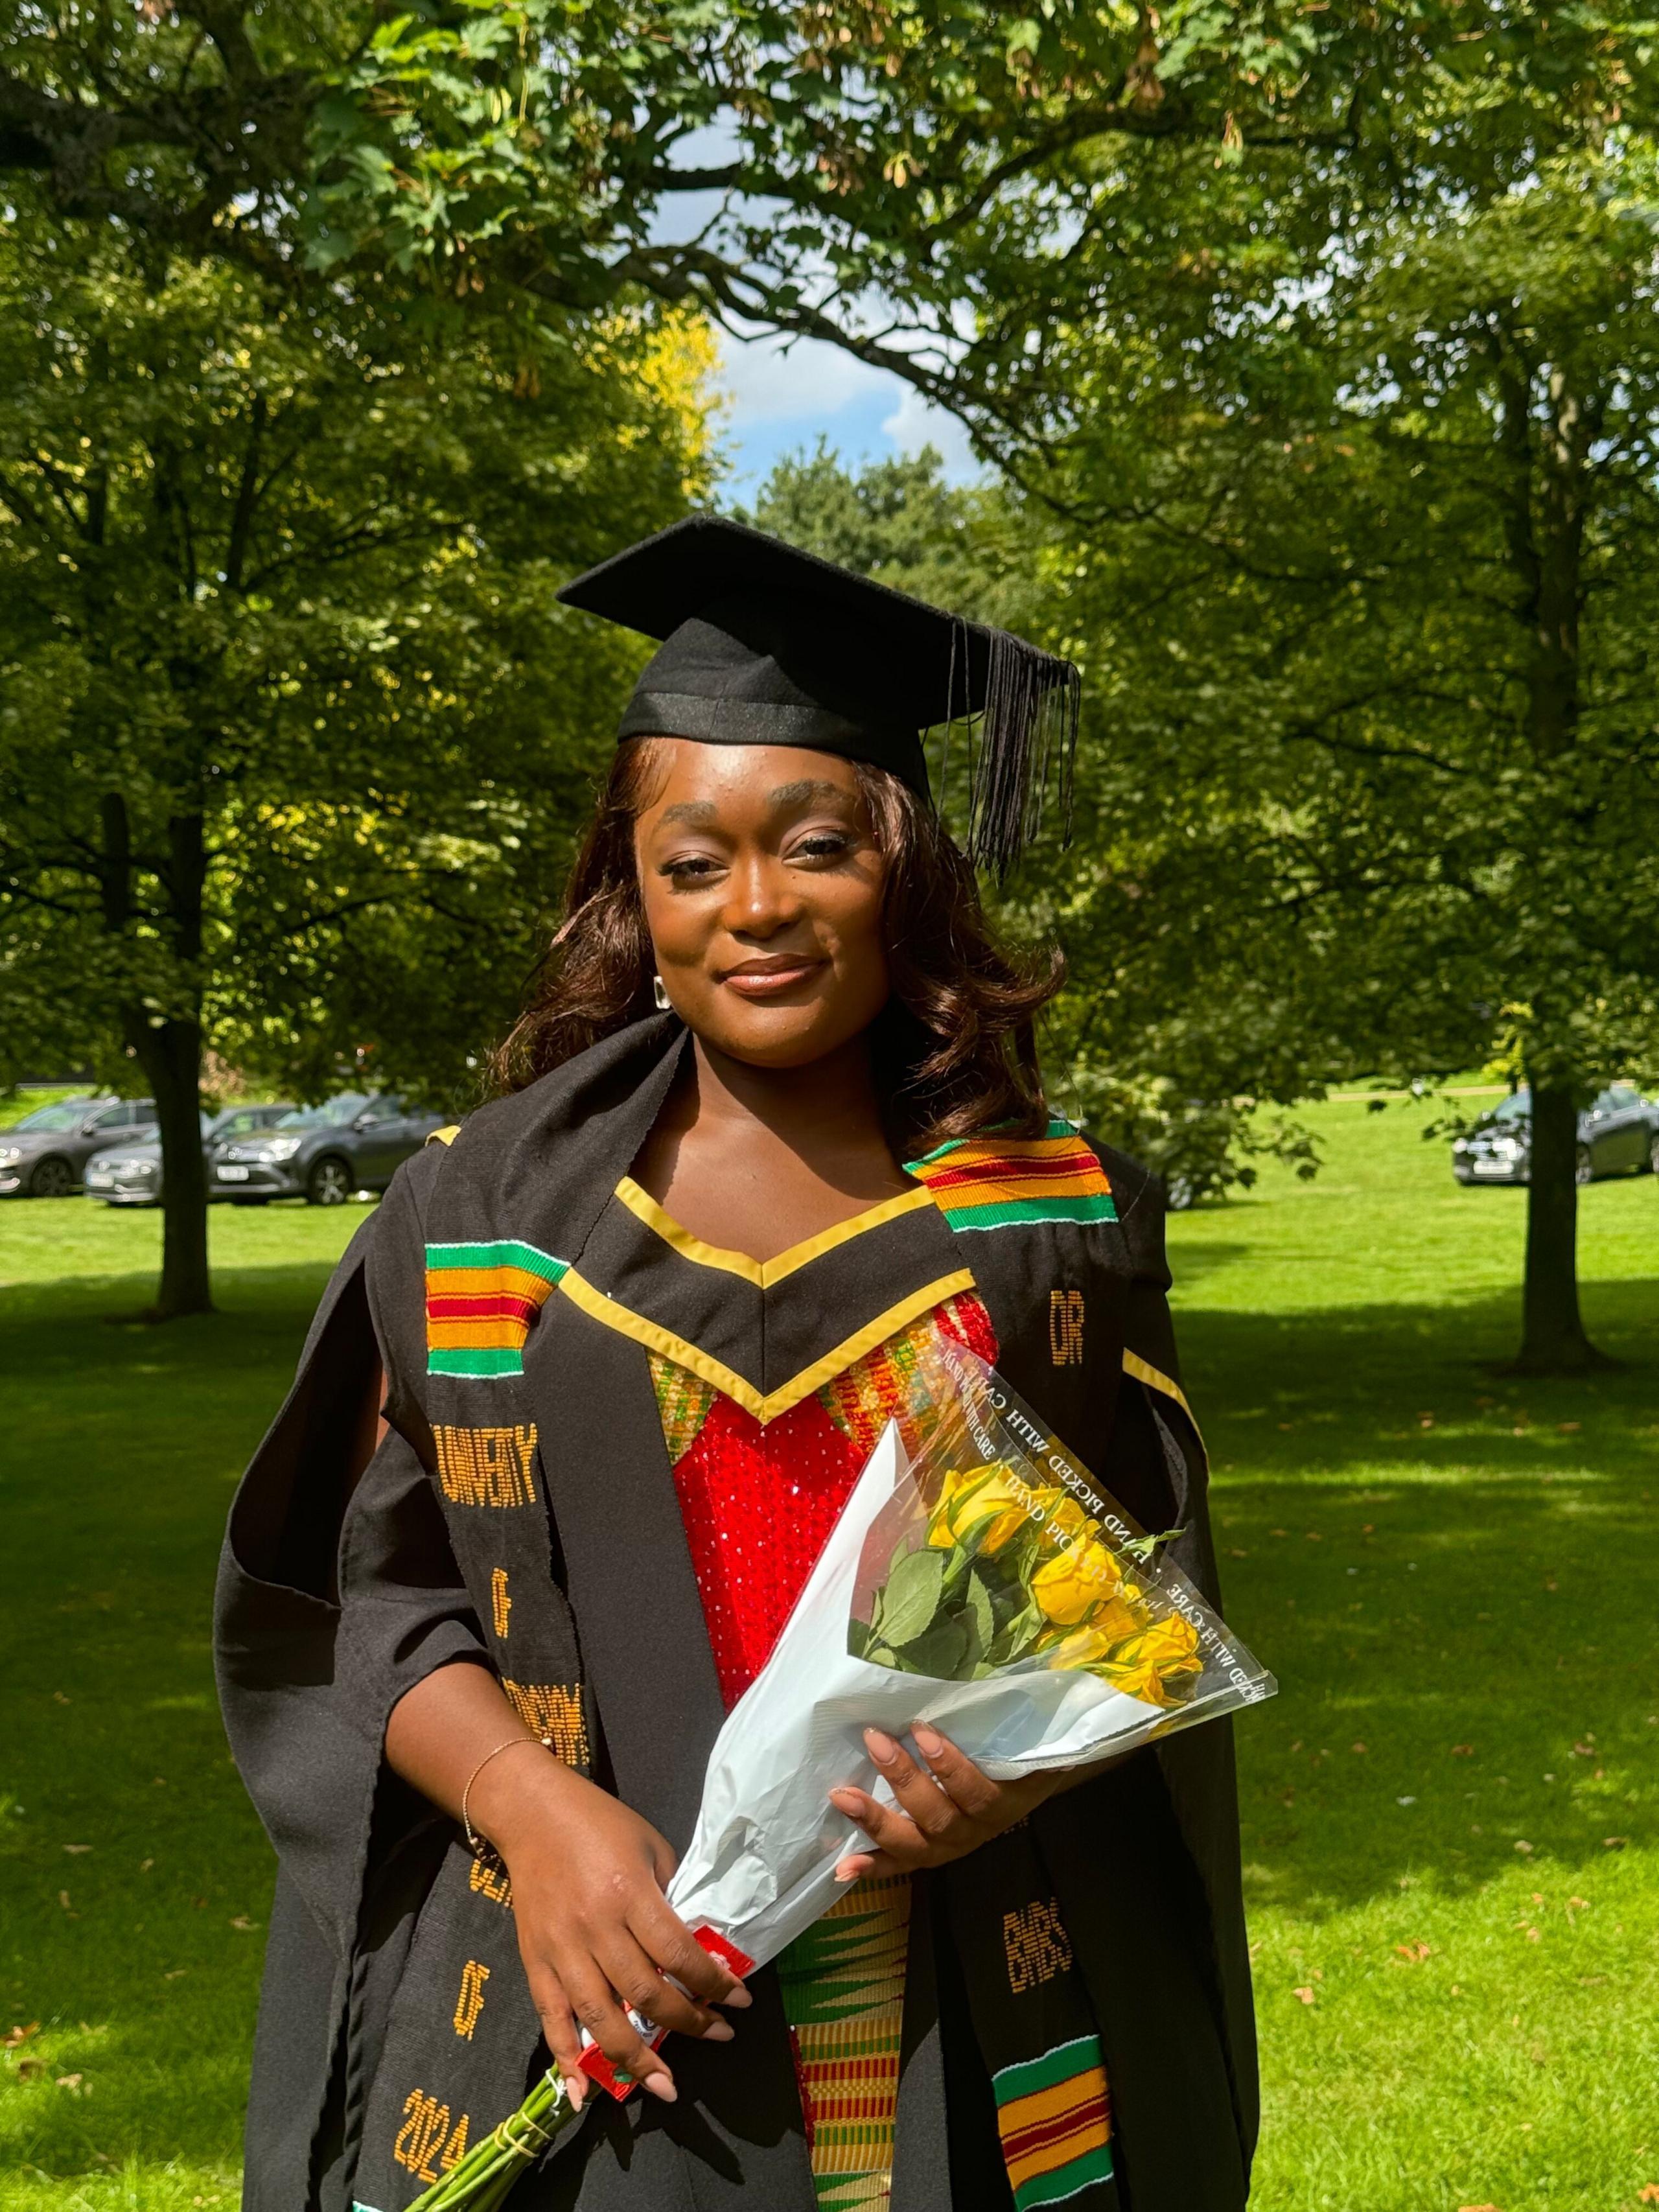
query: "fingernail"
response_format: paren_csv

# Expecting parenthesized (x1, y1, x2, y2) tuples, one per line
(835, 1860, 862, 1882)
(645, 2071, 677, 2102)
(829, 1787, 863, 1811)
(913, 1725, 944, 1756)
(564, 2075, 585, 2112)
(866, 1729, 899, 1762)
(723, 1983, 753, 2009)
(702, 2020, 736, 2042)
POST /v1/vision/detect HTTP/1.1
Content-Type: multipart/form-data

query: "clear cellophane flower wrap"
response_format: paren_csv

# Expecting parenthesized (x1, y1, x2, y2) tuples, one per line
(848, 1337, 1275, 1736)
(410, 1340, 1274, 2204)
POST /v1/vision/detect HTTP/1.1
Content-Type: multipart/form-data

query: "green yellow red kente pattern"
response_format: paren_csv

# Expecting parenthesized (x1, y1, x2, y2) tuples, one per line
(424, 1240, 568, 1378)
(906, 1121, 1117, 1233)
(992, 2034, 1114, 2209)
(776, 1874, 912, 2211)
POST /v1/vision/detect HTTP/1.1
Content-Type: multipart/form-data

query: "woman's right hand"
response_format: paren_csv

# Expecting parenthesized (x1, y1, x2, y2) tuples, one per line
(474, 1749, 751, 2104)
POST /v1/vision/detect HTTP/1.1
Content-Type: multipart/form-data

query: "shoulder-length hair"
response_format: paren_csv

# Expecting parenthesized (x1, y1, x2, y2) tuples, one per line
(492, 739, 1063, 1156)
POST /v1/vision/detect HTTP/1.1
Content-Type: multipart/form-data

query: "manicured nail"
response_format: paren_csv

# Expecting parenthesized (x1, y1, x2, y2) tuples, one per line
(865, 1729, 899, 1762)
(644, 2070, 677, 2102)
(701, 2020, 735, 2042)
(723, 1983, 753, 2009)
(829, 1786, 863, 1811)
(564, 2075, 585, 2112)
(913, 1725, 944, 1757)
(835, 1860, 862, 1882)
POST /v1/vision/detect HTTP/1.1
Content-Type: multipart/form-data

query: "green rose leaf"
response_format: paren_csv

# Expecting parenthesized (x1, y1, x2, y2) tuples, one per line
(879, 1544, 947, 1646)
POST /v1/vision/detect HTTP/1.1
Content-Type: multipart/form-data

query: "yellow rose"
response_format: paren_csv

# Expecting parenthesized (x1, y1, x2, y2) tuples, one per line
(1036, 1596, 1142, 1664)
(926, 1466, 1032, 1556)
(1031, 1538, 1121, 1625)
(1098, 1616, 1204, 1708)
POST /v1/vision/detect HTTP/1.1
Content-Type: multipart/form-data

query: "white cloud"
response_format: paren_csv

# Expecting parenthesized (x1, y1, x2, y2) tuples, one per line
(879, 384, 979, 478)
(713, 329, 893, 424)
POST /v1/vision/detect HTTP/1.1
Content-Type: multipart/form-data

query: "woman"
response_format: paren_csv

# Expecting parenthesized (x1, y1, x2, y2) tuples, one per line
(216, 517, 1257, 2212)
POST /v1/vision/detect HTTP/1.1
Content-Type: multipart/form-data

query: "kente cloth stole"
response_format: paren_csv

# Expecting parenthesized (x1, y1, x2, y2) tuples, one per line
(647, 1295, 1118, 2212)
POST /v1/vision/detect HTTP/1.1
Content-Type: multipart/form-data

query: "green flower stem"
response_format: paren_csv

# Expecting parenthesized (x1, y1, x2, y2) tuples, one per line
(404, 2069, 579, 2212)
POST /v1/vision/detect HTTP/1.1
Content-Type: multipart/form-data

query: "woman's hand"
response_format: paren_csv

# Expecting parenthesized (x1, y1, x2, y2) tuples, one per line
(478, 1752, 750, 2105)
(828, 1725, 1109, 1879)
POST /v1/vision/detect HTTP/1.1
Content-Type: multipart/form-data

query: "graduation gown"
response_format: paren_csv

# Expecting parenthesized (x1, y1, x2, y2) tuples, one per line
(215, 1018, 1259, 2212)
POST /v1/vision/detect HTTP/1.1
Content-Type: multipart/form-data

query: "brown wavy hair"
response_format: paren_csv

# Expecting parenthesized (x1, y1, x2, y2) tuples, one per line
(492, 739, 1064, 1154)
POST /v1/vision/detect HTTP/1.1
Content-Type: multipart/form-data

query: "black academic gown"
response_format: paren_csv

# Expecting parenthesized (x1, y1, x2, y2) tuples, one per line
(215, 1019, 1259, 2212)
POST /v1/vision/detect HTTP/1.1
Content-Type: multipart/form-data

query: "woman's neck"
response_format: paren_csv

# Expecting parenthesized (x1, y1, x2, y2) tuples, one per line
(632, 1030, 912, 1259)
(690, 1034, 887, 1156)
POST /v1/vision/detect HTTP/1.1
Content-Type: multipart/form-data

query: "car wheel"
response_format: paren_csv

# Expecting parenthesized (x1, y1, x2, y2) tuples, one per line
(307, 1155, 354, 1206)
(1575, 1143, 1595, 1185)
(29, 1156, 75, 1198)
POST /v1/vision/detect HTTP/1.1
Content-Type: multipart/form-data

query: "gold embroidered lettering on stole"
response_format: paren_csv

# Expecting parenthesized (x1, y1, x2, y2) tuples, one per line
(1003, 1898, 1076, 1993)
(453, 1959, 490, 2040)
(434, 1425, 539, 1508)
(491, 1566, 511, 1640)
(502, 1680, 590, 1770)
(394, 2089, 470, 2184)
(1048, 1289, 1085, 1366)
(469, 1852, 512, 1906)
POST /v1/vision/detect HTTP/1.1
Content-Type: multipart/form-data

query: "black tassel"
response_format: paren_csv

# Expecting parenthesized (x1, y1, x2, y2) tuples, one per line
(964, 630, 1080, 879)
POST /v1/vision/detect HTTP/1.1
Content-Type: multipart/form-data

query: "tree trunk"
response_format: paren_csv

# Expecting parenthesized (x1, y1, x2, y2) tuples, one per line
(1513, 1079, 1608, 1373)
(137, 1013, 213, 1319)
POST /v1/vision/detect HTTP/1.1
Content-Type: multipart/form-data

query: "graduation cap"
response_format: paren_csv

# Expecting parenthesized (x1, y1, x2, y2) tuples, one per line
(556, 514, 1079, 876)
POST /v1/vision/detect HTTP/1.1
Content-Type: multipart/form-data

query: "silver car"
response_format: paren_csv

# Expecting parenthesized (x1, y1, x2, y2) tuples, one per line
(1453, 1084, 1659, 1185)
(85, 1103, 295, 1207)
(0, 1095, 157, 1198)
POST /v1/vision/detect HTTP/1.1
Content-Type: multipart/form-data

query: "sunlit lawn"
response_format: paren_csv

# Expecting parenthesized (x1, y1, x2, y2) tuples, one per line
(0, 1097, 1654, 2211)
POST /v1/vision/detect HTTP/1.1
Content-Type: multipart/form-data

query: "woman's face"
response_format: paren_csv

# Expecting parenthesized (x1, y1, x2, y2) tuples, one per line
(632, 739, 890, 1069)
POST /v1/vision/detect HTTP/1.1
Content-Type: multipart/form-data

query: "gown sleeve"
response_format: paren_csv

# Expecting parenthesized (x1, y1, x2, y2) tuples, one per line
(215, 1143, 487, 1972)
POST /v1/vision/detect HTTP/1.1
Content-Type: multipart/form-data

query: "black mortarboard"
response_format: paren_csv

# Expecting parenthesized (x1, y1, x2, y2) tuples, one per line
(556, 514, 1079, 876)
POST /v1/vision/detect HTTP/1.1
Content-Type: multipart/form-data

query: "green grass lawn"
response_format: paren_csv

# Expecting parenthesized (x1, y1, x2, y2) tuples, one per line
(1, 1105, 1654, 2212)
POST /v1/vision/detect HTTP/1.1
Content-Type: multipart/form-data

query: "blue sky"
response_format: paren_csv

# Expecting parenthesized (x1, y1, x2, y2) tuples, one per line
(708, 327, 980, 497)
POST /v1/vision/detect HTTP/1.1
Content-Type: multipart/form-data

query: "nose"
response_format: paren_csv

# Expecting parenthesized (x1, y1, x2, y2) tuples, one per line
(725, 850, 803, 940)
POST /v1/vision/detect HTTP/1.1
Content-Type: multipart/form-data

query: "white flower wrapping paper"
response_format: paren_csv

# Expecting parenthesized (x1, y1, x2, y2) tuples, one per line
(577, 1347, 1274, 2099)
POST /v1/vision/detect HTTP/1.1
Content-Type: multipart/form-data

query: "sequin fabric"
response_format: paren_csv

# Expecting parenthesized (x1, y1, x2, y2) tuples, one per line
(645, 1267, 997, 2209)
(648, 1287, 995, 1706)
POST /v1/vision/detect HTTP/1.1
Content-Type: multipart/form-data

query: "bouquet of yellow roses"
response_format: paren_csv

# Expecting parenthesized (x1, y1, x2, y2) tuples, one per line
(846, 1338, 1269, 1755)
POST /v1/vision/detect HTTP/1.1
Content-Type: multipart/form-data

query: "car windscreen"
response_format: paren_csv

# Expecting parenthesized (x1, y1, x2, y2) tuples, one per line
(1489, 1093, 1530, 1124)
(273, 1093, 372, 1131)
(11, 1101, 93, 1132)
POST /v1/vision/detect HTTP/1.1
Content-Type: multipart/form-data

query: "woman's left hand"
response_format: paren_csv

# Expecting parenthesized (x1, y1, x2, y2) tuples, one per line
(828, 1724, 1094, 1879)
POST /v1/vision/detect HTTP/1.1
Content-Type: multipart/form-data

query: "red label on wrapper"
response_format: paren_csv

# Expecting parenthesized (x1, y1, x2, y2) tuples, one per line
(578, 1926, 756, 2101)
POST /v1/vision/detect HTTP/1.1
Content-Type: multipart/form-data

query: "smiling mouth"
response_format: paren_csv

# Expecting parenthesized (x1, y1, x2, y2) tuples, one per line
(720, 957, 823, 997)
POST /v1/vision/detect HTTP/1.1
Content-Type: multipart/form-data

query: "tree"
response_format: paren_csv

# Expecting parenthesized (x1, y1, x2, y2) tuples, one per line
(0, 206, 711, 1316)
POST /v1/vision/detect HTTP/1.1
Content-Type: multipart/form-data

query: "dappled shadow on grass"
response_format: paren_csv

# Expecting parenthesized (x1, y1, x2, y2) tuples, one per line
(1172, 1283, 1658, 1922)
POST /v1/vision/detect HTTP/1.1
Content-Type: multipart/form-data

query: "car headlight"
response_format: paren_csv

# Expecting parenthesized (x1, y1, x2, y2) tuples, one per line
(236, 1135, 304, 1162)
(0, 1146, 21, 1167)
(1492, 1137, 1521, 1159)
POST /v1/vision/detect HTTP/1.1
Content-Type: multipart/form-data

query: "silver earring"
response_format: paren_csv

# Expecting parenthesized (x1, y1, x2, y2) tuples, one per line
(653, 974, 671, 1011)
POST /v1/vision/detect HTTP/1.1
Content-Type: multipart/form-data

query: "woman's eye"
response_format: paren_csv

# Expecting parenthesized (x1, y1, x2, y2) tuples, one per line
(792, 832, 853, 862)
(662, 854, 723, 883)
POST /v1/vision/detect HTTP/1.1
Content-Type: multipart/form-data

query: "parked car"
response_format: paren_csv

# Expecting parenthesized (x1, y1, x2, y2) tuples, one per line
(0, 1095, 157, 1197)
(85, 1102, 296, 1207)
(1453, 1084, 1659, 1185)
(210, 1091, 448, 1205)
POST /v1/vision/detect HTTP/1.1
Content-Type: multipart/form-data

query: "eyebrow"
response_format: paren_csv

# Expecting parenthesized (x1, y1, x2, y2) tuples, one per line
(658, 798, 719, 826)
(767, 778, 851, 809)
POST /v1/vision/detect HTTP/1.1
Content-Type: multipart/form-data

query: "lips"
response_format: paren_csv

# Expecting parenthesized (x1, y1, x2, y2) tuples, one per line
(720, 957, 823, 997)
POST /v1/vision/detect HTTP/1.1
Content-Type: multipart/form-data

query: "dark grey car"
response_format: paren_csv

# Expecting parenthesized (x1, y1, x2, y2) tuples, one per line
(210, 1091, 447, 1205)
(84, 1102, 296, 1207)
(0, 1095, 157, 1197)
(1453, 1084, 1659, 1185)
